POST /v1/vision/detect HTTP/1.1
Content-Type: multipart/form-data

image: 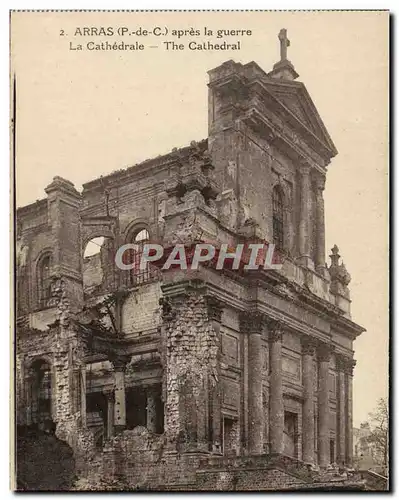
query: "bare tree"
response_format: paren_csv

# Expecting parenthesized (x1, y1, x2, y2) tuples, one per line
(366, 398, 388, 469)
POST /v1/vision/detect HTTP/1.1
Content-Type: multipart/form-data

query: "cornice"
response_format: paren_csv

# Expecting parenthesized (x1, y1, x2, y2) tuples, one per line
(207, 70, 248, 92)
(82, 139, 208, 193)
(159, 267, 358, 345)
(243, 268, 363, 340)
(17, 198, 48, 217)
(283, 390, 304, 403)
(18, 222, 50, 237)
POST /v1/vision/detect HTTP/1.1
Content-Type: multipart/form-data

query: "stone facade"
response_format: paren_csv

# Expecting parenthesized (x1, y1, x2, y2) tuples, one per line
(15, 46, 366, 491)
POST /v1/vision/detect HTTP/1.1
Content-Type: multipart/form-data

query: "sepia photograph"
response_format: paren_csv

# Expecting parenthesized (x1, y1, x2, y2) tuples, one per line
(11, 10, 389, 491)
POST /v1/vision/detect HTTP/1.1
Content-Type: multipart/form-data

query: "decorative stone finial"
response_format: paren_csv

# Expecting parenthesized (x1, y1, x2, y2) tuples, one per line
(328, 245, 351, 287)
(330, 245, 340, 267)
(339, 262, 351, 286)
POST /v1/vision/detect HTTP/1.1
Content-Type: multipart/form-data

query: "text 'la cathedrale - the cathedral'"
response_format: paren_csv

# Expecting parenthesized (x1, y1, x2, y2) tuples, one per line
(15, 30, 367, 491)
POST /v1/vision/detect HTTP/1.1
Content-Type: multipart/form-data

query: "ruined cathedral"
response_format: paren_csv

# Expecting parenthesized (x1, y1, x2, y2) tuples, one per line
(16, 32, 365, 491)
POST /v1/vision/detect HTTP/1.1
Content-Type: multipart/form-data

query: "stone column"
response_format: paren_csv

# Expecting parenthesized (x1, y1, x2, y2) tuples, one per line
(268, 319, 284, 454)
(104, 390, 115, 440)
(16, 359, 25, 426)
(345, 359, 356, 468)
(111, 356, 129, 433)
(336, 355, 347, 466)
(80, 365, 87, 428)
(25, 374, 33, 426)
(241, 313, 264, 455)
(30, 374, 39, 424)
(315, 175, 326, 272)
(72, 368, 80, 413)
(317, 344, 332, 468)
(146, 389, 157, 433)
(301, 336, 316, 464)
(298, 162, 312, 267)
(208, 298, 223, 453)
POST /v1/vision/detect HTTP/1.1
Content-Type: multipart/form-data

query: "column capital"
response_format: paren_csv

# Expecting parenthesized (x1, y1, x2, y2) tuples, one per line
(103, 389, 115, 402)
(314, 174, 326, 192)
(301, 336, 317, 356)
(298, 161, 312, 176)
(335, 354, 348, 372)
(110, 355, 130, 372)
(240, 311, 265, 334)
(267, 318, 284, 342)
(317, 343, 334, 362)
(344, 358, 356, 376)
(206, 296, 223, 323)
(159, 296, 177, 321)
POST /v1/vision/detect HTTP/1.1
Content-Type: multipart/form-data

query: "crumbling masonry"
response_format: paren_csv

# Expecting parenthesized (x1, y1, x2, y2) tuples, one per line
(16, 44, 366, 490)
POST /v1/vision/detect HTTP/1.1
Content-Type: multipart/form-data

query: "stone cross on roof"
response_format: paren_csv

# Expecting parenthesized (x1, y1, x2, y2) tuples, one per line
(278, 28, 290, 61)
(269, 28, 298, 80)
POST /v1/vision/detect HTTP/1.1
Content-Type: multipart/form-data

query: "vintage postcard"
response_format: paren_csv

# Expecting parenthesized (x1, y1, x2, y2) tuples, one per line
(11, 10, 389, 491)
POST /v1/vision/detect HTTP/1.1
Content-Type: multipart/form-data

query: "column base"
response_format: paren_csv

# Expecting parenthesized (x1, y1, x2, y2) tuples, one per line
(180, 441, 210, 454)
(114, 424, 126, 434)
(248, 446, 264, 456)
(297, 255, 315, 269)
(304, 462, 320, 472)
(316, 265, 330, 280)
(326, 463, 340, 472)
(212, 442, 222, 454)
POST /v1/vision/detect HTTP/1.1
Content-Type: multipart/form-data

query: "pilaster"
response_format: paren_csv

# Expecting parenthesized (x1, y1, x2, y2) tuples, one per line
(317, 343, 332, 468)
(268, 318, 284, 454)
(160, 280, 219, 454)
(301, 336, 316, 464)
(207, 297, 223, 454)
(44, 176, 83, 311)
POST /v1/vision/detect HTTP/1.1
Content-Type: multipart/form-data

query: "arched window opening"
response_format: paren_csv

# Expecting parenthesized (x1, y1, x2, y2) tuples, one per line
(83, 236, 116, 294)
(126, 227, 159, 286)
(84, 236, 105, 258)
(37, 253, 52, 309)
(135, 229, 149, 243)
(30, 359, 52, 425)
(272, 186, 284, 251)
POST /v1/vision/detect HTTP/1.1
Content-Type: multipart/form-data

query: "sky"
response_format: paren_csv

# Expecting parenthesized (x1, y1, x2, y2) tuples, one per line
(11, 11, 389, 426)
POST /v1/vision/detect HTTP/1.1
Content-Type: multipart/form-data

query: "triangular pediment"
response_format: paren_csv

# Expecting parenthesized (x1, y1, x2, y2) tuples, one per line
(272, 90, 316, 132)
(261, 79, 338, 156)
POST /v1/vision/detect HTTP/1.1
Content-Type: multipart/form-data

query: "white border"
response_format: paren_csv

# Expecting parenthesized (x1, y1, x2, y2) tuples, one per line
(2, 2, 394, 498)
